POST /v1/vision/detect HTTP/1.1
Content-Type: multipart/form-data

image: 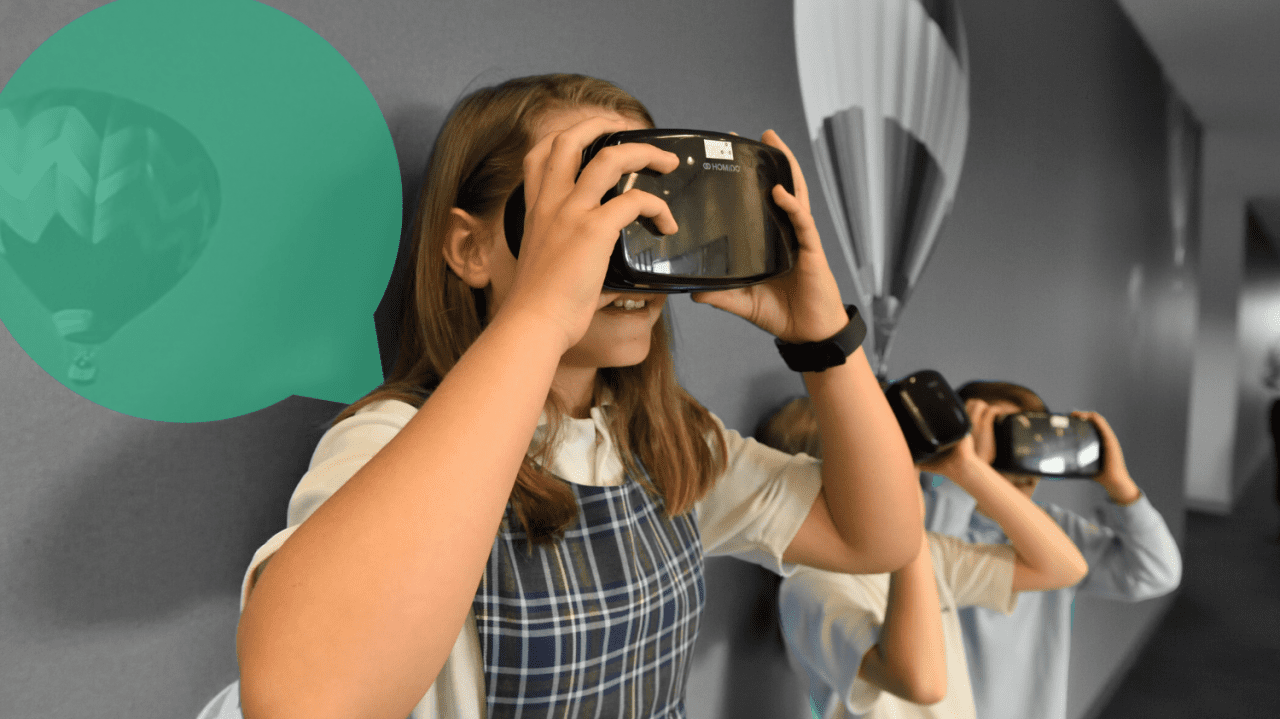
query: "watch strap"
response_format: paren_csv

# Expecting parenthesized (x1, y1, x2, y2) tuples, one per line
(774, 304, 867, 373)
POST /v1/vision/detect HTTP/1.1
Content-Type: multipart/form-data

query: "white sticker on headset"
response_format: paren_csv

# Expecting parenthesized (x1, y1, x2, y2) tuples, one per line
(703, 139, 734, 161)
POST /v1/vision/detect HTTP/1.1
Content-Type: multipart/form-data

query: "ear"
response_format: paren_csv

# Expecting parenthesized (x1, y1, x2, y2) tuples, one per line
(442, 207, 495, 289)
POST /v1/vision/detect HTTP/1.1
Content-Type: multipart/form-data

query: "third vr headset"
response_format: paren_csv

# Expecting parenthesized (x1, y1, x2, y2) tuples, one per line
(503, 129, 800, 292)
(991, 412, 1103, 478)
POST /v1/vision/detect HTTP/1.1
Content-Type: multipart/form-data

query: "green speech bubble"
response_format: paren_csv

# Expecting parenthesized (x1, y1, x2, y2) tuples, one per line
(0, 0, 401, 422)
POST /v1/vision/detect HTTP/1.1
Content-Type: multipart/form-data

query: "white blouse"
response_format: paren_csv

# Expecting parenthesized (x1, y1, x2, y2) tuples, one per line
(239, 398, 824, 719)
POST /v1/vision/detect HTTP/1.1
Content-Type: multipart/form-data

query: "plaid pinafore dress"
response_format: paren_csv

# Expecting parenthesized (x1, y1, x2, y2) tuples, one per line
(473, 465, 704, 719)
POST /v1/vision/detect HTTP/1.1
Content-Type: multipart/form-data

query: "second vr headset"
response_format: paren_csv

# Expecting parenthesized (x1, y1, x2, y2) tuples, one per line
(885, 370, 1104, 477)
(503, 129, 800, 292)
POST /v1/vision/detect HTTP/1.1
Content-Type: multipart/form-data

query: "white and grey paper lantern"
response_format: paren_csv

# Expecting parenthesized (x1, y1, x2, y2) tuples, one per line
(795, 0, 970, 377)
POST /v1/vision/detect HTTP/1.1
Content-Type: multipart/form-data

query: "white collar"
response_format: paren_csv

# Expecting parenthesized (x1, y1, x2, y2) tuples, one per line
(530, 388, 625, 487)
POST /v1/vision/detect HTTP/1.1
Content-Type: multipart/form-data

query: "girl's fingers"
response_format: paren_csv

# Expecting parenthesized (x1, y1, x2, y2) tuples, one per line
(690, 287, 755, 318)
(570, 143, 680, 210)
(597, 188, 679, 237)
(761, 129, 810, 209)
(772, 185, 823, 253)
(520, 127, 563, 207)
(532, 116, 634, 204)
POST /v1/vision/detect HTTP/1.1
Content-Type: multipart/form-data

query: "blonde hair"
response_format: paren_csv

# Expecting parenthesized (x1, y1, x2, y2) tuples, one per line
(334, 74, 727, 543)
(756, 396, 822, 458)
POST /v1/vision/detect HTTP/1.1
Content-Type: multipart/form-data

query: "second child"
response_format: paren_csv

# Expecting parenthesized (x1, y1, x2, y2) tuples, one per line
(765, 397, 1088, 719)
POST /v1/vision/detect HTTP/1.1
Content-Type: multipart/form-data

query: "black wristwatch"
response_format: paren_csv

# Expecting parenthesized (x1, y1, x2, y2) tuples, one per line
(775, 304, 867, 373)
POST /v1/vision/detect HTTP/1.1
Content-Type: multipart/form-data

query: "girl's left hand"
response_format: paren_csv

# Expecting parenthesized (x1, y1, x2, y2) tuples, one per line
(690, 129, 849, 343)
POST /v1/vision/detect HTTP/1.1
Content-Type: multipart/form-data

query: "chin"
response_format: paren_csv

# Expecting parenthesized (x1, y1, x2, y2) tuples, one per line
(564, 339, 653, 369)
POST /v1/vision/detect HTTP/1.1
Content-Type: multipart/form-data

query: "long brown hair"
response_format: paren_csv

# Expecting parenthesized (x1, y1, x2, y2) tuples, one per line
(334, 74, 727, 543)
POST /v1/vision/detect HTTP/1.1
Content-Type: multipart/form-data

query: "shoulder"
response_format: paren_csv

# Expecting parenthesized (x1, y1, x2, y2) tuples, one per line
(709, 409, 818, 471)
(695, 410, 822, 572)
(311, 398, 420, 467)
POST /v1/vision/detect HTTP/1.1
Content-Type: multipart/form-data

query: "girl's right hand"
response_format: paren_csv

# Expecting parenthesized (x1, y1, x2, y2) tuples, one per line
(498, 116, 680, 353)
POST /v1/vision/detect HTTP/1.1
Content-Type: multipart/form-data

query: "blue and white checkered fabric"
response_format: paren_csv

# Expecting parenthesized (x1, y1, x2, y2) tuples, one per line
(474, 468, 704, 719)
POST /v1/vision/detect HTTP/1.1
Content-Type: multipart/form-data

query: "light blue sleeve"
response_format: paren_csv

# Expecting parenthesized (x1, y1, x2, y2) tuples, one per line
(1042, 494, 1182, 601)
(921, 474, 977, 539)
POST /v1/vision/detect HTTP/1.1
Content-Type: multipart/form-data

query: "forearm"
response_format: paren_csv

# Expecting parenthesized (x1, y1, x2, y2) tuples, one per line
(805, 348, 922, 573)
(1084, 497, 1183, 599)
(957, 463, 1087, 589)
(1100, 474, 1142, 505)
(237, 310, 565, 719)
(859, 539, 947, 703)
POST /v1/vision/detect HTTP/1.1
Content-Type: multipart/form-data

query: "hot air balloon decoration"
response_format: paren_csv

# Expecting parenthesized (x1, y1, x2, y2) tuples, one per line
(0, 88, 220, 385)
(794, 0, 970, 378)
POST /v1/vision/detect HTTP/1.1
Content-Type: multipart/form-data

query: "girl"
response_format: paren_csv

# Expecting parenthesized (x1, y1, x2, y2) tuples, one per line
(235, 73, 922, 719)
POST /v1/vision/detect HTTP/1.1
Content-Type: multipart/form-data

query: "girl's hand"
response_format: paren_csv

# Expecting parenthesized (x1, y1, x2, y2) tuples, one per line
(689, 129, 848, 342)
(499, 116, 680, 353)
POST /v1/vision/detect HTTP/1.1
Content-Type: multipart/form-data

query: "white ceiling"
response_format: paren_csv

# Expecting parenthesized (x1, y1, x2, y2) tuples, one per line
(1118, 0, 1280, 135)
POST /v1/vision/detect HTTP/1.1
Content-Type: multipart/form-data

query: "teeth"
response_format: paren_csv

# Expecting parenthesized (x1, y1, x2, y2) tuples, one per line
(611, 299, 647, 310)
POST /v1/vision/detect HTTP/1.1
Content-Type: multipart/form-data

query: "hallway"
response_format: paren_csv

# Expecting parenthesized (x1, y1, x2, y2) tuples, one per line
(1095, 465, 1280, 718)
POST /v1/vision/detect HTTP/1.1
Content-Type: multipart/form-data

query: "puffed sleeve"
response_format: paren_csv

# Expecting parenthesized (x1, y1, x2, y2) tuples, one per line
(778, 566, 887, 715)
(695, 413, 823, 576)
(927, 531, 1019, 614)
(238, 399, 418, 610)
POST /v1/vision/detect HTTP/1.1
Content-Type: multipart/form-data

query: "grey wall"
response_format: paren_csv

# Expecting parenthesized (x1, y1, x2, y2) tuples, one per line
(0, 1, 1191, 718)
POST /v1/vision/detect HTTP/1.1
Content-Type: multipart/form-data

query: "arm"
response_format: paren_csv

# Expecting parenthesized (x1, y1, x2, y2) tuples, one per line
(696, 130, 921, 575)
(236, 117, 681, 719)
(856, 524, 948, 705)
(238, 310, 562, 719)
(1061, 412, 1182, 600)
(778, 537, 945, 716)
(921, 400, 1088, 593)
(780, 348, 925, 574)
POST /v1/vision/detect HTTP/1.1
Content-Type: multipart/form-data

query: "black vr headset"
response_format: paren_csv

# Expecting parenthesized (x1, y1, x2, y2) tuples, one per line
(992, 412, 1103, 478)
(885, 370, 972, 463)
(503, 129, 800, 292)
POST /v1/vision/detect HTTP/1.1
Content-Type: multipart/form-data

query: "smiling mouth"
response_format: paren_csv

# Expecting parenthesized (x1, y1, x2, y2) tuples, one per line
(608, 299, 648, 310)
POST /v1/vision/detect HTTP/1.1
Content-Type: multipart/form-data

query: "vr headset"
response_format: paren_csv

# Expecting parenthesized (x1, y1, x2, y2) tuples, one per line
(885, 369, 1104, 478)
(884, 370, 971, 463)
(503, 129, 800, 292)
(992, 412, 1103, 478)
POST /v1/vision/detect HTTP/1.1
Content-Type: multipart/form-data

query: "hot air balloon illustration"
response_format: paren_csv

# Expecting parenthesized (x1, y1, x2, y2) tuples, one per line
(794, 0, 970, 378)
(0, 88, 220, 384)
